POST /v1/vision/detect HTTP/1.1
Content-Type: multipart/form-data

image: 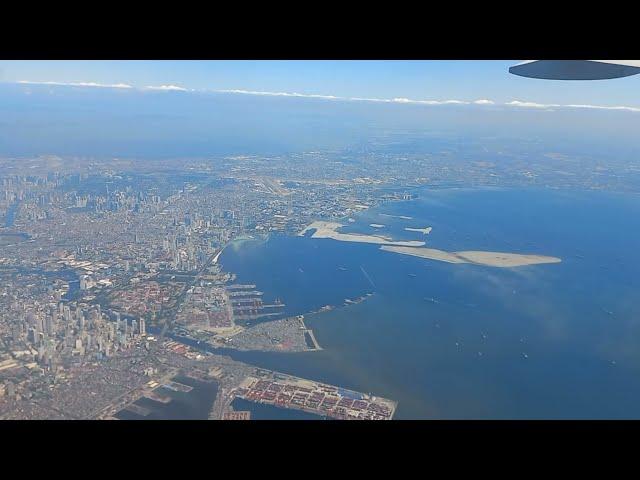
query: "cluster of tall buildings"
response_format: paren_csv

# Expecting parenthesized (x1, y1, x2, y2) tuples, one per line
(6, 302, 148, 372)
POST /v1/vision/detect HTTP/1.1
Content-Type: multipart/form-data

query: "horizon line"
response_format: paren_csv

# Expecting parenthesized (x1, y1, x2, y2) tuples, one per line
(11, 80, 640, 113)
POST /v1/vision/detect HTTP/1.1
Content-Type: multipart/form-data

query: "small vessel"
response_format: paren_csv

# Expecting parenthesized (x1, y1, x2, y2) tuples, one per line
(522, 353, 528, 359)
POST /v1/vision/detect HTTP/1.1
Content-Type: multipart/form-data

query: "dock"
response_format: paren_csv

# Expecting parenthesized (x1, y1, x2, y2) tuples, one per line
(304, 329, 322, 350)
(231, 372, 397, 420)
(124, 403, 152, 417)
(227, 284, 257, 290)
(298, 316, 322, 350)
(144, 390, 172, 404)
(228, 290, 264, 298)
(162, 381, 193, 393)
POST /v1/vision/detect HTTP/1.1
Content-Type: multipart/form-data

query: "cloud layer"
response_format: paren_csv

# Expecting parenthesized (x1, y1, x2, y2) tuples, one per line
(18, 80, 134, 89)
(143, 84, 189, 91)
(12, 80, 640, 113)
(507, 99, 640, 113)
(214, 88, 640, 113)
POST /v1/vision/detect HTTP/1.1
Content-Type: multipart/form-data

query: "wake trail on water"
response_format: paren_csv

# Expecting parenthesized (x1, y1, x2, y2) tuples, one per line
(360, 265, 377, 289)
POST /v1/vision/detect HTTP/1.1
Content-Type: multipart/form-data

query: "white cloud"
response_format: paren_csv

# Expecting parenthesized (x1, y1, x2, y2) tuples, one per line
(10, 81, 640, 113)
(217, 90, 469, 105)
(506, 99, 640, 113)
(217, 90, 640, 113)
(564, 103, 640, 113)
(216, 89, 339, 100)
(348, 96, 390, 103)
(143, 84, 188, 91)
(391, 98, 469, 105)
(506, 100, 556, 109)
(17, 80, 133, 89)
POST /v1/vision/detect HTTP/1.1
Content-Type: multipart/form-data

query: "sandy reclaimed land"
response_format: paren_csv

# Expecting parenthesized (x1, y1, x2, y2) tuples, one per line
(405, 226, 432, 235)
(299, 221, 425, 247)
(380, 245, 561, 268)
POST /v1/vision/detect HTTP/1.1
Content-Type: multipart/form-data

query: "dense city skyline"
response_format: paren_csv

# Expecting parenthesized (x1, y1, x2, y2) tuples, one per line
(2, 60, 640, 421)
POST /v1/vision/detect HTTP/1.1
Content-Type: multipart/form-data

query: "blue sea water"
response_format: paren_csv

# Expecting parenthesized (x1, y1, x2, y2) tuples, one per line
(115, 375, 218, 420)
(219, 187, 640, 419)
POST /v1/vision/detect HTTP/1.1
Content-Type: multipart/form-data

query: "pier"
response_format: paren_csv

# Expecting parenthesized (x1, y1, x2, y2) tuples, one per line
(230, 372, 397, 420)
(163, 380, 193, 393)
(304, 330, 322, 350)
(124, 403, 152, 417)
(298, 316, 322, 350)
(144, 390, 172, 404)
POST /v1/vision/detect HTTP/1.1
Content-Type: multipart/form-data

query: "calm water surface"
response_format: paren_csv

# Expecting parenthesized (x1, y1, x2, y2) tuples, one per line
(115, 375, 218, 420)
(219, 187, 640, 419)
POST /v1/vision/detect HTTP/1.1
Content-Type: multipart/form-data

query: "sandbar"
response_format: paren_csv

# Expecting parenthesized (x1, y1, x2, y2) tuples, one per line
(405, 226, 432, 235)
(380, 245, 561, 268)
(380, 214, 413, 220)
(299, 221, 425, 247)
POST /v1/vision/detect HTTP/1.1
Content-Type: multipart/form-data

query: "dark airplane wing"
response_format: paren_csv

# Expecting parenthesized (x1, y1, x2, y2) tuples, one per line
(509, 60, 640, 80)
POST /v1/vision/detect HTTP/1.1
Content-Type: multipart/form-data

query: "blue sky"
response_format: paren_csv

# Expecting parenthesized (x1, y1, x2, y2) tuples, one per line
(1, 60, 639, 107)
(2, 61, 640, 158)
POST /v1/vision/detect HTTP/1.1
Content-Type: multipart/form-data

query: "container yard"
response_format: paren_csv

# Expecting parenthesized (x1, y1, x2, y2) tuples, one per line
(230, 373, 397, 420)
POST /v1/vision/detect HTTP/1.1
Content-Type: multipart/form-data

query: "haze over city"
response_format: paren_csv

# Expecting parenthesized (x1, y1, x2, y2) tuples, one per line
(1, 60, 639, 420)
